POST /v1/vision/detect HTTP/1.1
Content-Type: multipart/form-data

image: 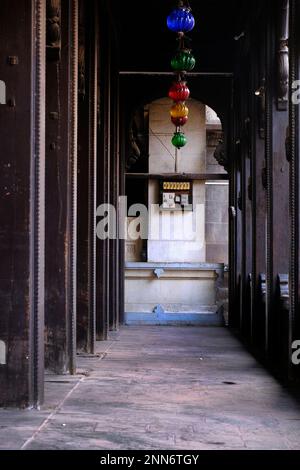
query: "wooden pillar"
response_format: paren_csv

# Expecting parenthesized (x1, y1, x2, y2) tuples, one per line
(250, 26, 267, 351)
(251, 114, 267, 351)
(228, 106, 241, 328)
(240, 112, 253, 340)
(109, 52, 120, 332)
(231, 70, 252, 338)
(44, 0, 78, 374)
(289, 0, 300, 377)
(119, 93, 126, 326)
(265, 0, 289, 361)
(96, 13, 111, 340)
(77, 0, 98, 354)
(0, 0, 46, 407)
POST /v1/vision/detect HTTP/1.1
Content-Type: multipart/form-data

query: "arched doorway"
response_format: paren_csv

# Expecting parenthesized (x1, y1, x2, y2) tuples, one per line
(124, 97, 229, 325)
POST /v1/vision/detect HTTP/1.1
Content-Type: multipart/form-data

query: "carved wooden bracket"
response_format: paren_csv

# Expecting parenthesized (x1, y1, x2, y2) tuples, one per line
(277, 0, 289, 110)
(126, 108, 149, 171)
(214, 139, 228, 172)
(46, 0, 61, 61)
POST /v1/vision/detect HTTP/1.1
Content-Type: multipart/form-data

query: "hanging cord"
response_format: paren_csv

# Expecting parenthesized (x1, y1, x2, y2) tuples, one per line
(176, 33, 192, 51)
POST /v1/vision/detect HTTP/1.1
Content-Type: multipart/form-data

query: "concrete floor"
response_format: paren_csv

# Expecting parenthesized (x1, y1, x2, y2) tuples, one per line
(1, 326, 300, 450)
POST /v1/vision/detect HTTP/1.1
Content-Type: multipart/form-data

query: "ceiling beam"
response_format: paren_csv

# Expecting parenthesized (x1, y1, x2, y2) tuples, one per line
(119, 71, 233, 78)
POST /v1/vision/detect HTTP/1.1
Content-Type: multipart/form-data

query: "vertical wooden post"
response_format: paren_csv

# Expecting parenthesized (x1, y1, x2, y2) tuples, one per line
(249, 23, 267, 351)
(228, 99, 241, 329)
(119, 93, 126, 326)
(109, 46, 120, 332)
(44, 0, 78, 374)
(0, 0, 46, 407)
(77, 0, 98, 354)
(96, 12, 111, 340)
(289, 0, 300, 378)
(87, 0, 98, 351)
(265, 0, 289, 361)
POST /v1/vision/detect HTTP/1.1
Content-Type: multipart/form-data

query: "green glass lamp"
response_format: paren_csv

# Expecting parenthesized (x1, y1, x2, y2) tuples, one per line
(172, 131, 187, 149)
(171, 50, 196, 72)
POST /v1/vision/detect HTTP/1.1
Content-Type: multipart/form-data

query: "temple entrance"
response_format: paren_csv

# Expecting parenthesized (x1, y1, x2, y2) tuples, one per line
(124, 98, 229, 325)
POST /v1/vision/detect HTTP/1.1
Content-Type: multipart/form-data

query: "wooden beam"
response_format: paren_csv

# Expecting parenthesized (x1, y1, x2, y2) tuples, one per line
(125, 173, 229, 181)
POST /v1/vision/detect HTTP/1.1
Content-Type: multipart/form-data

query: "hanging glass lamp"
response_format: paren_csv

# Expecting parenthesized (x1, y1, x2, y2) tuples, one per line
(171, 50, 196, 72)
(170, 102, 189, 119)
(172, 131, 187, 149)
(168, 81, 190, 102)
(167, 7, 195, 33)
(171, 115, 188, 127)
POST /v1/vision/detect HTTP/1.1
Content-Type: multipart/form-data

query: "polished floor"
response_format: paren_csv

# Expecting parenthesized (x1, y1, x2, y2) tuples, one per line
(1, 326, 300, 450)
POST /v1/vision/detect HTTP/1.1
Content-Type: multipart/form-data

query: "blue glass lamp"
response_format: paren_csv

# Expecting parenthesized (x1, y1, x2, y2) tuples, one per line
(167, 7, 195, 33)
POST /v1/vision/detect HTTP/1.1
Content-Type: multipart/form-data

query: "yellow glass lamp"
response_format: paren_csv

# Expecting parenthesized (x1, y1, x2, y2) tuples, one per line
(170, 102, 189, 119)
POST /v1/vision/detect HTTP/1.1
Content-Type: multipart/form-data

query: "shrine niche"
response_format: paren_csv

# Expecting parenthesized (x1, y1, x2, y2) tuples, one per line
(126, 107, 149, 172)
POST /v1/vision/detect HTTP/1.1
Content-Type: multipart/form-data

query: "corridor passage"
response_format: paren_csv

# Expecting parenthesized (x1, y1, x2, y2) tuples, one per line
(1, 326, 300, 450)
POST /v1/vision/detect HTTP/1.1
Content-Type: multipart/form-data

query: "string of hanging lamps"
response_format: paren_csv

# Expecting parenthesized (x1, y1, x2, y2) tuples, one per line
(167, 1, 196, 150)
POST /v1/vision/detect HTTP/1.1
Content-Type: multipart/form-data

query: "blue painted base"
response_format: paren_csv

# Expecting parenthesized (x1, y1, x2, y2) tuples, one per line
(124, 310, 224, 327)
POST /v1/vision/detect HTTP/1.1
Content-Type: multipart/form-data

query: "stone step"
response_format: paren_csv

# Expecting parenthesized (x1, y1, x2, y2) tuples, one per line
(125, 309, 224, 327)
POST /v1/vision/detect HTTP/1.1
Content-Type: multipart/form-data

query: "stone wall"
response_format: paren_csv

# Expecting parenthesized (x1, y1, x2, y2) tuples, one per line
(205, 183, 229, 264)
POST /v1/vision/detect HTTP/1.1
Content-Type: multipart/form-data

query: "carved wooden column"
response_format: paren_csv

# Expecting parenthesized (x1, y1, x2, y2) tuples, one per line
(240, 112, 253, 340)
(77, 0, 98, 353)
(228, 127, 240, 328)
(109, 45, 120, 332)
(288, 0, 300, 378)
(250, 25, 267, 352)
(232, 53, 253, 338)
(76, 0, 89, 352)
(44, 0, 78, 374)
(0, 0, 46, 407)
(264, 0, 289, 363)
(96, 12, 111, 340)
(118, 93, 127, 326)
